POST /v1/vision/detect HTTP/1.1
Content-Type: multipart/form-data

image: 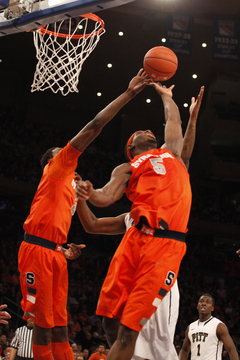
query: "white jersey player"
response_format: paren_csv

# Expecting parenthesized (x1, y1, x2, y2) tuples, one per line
(179, 294, 238, 360)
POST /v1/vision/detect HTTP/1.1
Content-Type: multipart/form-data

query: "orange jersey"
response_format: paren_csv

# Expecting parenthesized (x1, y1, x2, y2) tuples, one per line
(23, 142, 81, 244)
(89, 353, 106, 360)
(125, 148, 192, 232)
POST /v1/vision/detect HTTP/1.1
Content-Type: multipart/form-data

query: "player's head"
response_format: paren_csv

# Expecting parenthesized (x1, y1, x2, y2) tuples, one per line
(98, 344, 105, 354)
(197, 294, 215, 316)
(40, 147, 62, 169)
(125, 130, 157, 161)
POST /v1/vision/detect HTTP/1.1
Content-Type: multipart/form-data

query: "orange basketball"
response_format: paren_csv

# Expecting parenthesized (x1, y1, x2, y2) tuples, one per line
(143, 46, 178, 81)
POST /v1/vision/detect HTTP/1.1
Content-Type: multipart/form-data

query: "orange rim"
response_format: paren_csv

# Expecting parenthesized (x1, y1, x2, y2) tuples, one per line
(35, 13, 105, 39)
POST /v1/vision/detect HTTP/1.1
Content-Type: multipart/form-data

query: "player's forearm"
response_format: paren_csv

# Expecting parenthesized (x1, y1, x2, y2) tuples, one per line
(77, 200, 99, 233)
(89, 189, 116, 207)
(181, 119, 197, 162)
(71, 89, 136, 151)
(94, 88, 136, 126)
(161, 94, 181, 126)
(178, 349, 189, 360)
(228, 348, 239, 360)
(9, 347, 17, 360)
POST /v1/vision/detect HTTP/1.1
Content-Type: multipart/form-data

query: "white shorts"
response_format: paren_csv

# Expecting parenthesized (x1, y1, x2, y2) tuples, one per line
(132, 280, 179, 360)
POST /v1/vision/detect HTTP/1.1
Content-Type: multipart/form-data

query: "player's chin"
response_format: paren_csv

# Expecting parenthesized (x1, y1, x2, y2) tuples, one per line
(147, 138, 157, 146)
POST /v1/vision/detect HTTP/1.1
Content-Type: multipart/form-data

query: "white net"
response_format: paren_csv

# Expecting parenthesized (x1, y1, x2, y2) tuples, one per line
(31, 14, 105, 96)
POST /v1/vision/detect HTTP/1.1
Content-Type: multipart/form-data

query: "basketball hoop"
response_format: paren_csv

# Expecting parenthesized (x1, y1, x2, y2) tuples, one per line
(31, 13, 105, 96)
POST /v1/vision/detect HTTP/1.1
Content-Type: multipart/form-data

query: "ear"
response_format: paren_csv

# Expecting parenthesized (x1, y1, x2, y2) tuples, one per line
(127, 144, 134, 150)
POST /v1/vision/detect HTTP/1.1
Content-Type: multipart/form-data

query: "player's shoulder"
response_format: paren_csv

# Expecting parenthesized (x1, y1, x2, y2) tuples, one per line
(189, 319, 199, 330)
(111, 162, 131, 176)
(212, 316, 224, 325)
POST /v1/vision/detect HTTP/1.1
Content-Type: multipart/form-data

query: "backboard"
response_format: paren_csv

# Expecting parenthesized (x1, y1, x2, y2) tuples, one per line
(0, 0, 135, 37)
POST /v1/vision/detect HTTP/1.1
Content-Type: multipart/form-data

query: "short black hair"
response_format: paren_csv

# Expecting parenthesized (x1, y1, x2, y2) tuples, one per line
(200, 293, 215, 306)
(40, 147, 56, 169)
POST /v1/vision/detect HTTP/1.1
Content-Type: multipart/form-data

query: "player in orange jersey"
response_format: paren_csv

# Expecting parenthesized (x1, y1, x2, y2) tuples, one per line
(76, 82, 204, 360)
(18, 69, 150, 360)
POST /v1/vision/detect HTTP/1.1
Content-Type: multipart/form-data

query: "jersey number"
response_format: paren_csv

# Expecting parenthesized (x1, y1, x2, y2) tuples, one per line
(197, 344, 201, 356)
(150, 158, 166, 175)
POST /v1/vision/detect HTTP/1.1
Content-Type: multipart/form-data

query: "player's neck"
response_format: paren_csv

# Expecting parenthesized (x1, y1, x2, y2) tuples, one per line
(133, 144, 156, 157)
(199, 313, 212, 323)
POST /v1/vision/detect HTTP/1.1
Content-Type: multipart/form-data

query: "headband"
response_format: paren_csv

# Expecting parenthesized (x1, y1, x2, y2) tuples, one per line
(126, 132, 138, 161)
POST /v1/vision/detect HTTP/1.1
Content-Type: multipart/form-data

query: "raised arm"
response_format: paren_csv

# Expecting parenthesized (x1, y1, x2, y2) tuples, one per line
(150, 82, 183, 159)
(181, 86, 204, 170)
(217, 323, 239, 360)
(77, 199, 127, 235)
(70, 69, 150, 152)
(76, 162, 131, 207)
(179, 327, 191, 360)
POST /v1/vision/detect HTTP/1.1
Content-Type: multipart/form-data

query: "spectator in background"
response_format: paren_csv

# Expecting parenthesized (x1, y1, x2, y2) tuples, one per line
(76, 356, 84, 360)
(0, 335, 9, 357)
(222, 350, 230, 360)
(88, 345, 106, 360)
(78, 308, 90, 327)
(82, 349, 89, 360)
(71, 343, 80, 360)
(3, 346, 11, 360)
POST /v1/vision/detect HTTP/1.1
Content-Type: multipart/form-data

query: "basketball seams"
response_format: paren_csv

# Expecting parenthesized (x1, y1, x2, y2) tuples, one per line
(145, 58, 178, 66)
(144, 63, 175, 75)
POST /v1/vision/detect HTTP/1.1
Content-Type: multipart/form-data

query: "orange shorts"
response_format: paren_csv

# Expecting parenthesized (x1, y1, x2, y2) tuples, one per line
(96, 226, 186, 332)
(18, 240, 68, 328)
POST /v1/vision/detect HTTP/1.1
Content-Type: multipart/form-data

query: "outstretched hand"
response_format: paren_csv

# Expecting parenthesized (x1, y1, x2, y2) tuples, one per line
(149, 81, 175, 98)
(62, 243, 86, 260)
(236, 249, 240, 257)
(189, 86, 204, 119)
(0, 304, 11, 324)
(128, 69, 151, 95)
